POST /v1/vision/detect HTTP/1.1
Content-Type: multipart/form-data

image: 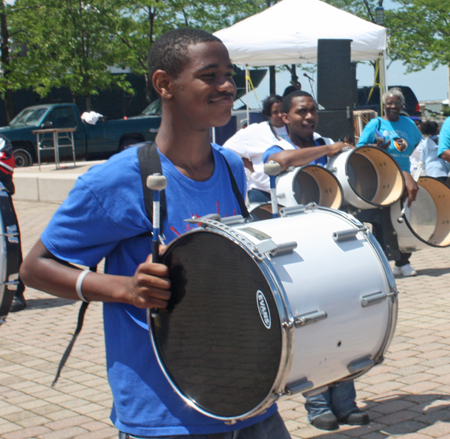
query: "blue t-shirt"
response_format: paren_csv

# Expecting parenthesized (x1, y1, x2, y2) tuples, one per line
(357, 116, 422, 172)
(438, 116, 450, 159)
(41, 145, 277, 437)
(262, 138, 328, 166)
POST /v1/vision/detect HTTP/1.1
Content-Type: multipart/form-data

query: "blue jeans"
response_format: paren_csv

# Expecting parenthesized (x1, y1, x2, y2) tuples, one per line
(305, 380, 358, 422)
(118, 411, 291, 439)
(248, 189, 271, 203)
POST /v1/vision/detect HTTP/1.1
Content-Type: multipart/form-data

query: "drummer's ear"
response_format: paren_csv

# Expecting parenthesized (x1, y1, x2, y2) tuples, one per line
(153, 70, 173, 100)
(281, 113, 289, 124)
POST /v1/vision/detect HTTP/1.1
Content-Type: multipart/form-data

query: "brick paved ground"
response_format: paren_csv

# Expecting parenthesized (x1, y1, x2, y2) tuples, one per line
(1, 200, 450, 438)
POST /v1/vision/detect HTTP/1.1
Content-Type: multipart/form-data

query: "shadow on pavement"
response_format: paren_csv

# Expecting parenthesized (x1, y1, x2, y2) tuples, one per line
(415, 267, 450, 277)
(25, 296, 75, 310)
(304, 393, 450, 438)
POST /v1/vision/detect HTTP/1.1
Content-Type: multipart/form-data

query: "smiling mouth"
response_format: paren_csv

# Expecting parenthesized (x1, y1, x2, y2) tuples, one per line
(210, 94, 234, 104)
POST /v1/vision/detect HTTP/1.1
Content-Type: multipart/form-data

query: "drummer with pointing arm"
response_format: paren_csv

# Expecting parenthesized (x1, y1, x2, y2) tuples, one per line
(262, 90, 369, 432)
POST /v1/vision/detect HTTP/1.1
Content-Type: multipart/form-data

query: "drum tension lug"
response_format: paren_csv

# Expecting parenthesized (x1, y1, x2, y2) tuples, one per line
(2, 225, 19, 244)
(347, 356, 374, 374)
(285, 377, 314, 395)
(361, 291, 387, 307)
(294, 310, 327, 327)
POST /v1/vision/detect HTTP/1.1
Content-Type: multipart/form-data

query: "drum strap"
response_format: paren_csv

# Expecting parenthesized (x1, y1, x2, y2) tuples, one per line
(52, 141, 249, 386)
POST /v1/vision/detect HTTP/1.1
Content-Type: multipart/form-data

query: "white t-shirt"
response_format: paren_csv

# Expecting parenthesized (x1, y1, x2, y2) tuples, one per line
(223, 121, 294, 192)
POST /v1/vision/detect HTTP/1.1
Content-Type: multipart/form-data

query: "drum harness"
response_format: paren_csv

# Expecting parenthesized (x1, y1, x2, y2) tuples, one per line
(52, 141, 250, 386)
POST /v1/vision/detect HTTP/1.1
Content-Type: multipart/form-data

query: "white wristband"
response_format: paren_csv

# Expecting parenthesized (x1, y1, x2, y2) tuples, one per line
(76, 270, 91, 303)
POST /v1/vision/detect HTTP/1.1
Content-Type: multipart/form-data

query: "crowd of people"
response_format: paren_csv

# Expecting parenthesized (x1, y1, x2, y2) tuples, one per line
(7, 26, 450, 439)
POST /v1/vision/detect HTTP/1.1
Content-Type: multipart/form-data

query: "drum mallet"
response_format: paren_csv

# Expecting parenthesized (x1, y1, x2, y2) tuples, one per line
(146, 173, 168, 263)
(264, 161, 282, 218)
(398, 161, 422, 223)
(146, 173, 167, 317)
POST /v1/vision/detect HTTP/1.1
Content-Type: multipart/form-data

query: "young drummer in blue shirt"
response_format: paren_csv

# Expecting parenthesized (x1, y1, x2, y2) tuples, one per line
(20, 29, 291, 439)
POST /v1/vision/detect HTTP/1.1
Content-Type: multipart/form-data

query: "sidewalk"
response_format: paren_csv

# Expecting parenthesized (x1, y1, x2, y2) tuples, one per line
(1, 200, 450, 438)
(13, 161, 104, 202)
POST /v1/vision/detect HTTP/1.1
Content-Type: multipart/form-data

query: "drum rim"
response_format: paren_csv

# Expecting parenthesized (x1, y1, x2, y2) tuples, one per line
(148, 221, 294, 422)
(392, 176, 450, 249)
(0, 186, 19, 325)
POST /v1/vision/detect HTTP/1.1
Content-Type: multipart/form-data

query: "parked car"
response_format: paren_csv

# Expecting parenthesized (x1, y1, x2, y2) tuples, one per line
(0, 103, 161, 167)
(357, 85, 421, 116)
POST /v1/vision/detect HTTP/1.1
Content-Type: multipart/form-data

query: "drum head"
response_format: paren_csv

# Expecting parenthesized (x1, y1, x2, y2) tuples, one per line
(347, 153, 378, 202)
(293, 172, 320, 205)
(405, 188, 436, 242)
(153, 231, 282, 418)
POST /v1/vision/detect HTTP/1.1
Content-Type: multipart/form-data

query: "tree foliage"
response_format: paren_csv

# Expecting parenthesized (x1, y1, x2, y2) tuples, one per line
(386, 0, 450, 72)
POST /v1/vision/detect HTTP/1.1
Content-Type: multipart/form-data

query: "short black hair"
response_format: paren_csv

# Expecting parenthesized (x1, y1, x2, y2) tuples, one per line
(282, 90, 314, 114)
(262, 95, 282, 117)
(421, 120, 439, 136)
(149, 28, 222, 81)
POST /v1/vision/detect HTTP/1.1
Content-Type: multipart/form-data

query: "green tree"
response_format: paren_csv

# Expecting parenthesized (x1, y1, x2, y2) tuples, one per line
(13, 0, 133, 111)
(116, 0, 267, 103)
(0, 0, 44, 122)
(386, 0, 450, 72)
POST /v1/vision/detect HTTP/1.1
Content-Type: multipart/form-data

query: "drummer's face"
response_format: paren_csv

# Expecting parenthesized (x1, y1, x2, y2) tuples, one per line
(282, 96, 318, 139)
(269, 102, 284, 128)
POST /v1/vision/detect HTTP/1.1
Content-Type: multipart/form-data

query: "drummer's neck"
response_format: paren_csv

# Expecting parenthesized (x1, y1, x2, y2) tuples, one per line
(290, 134, 315, 149)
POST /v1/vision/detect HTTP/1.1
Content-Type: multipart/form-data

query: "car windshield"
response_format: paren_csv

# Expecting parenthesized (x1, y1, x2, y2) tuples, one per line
(141, 100, 161, 116)
(10, 107, 48, 127)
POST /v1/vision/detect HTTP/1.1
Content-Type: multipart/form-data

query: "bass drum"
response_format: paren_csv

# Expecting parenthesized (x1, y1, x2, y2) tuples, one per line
(0, 183, 21, 325)
(149, 205, 398, 422)
(390, 176, 450, 251)
(326, 146, 404, 209)
(275, 165, 343, 209)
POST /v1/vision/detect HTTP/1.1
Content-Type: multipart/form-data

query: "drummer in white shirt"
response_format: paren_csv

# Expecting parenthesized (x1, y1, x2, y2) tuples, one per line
(223, 95, 290, 203)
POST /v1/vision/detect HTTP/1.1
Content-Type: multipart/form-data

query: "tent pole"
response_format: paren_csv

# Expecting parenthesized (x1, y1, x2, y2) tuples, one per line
(379, 52, 388, 117)
(246, 65, 250, 127)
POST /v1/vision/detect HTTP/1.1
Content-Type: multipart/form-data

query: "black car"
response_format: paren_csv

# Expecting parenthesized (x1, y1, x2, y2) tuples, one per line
(357, 85, 421, 116)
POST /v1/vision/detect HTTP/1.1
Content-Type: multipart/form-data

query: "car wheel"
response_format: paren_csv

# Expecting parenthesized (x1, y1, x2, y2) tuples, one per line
(14, 148, 33, 167)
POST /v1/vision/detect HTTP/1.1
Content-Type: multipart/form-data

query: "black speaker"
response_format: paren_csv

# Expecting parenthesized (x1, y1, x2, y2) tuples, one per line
(316, 109, 354, 142)
(317, 39, 356, 110)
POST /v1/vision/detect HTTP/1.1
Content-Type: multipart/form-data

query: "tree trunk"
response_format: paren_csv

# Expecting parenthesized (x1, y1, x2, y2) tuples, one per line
(0, 5, 13, 123)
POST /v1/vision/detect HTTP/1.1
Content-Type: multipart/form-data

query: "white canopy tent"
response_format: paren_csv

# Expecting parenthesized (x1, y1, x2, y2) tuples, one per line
(214, 0, 387, 66)
(214, 0, 388, 127)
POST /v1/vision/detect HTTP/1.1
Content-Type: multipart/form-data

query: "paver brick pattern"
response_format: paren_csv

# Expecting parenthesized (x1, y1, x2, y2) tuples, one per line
(1, 200, 450, 438)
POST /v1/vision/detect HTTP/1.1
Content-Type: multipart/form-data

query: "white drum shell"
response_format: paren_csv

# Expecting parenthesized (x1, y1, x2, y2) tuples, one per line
(390, 176, 450, 251)
(234, 207, 397, 396)
(326, 147, 404, 210)
(275, 165, 343, 209)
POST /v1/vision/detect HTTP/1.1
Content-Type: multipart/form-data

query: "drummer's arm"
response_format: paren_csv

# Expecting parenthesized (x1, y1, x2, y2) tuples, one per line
(242, 157, 254, 173)
(20, 239, 171, 309)
(440, 149, 450, 163)
(267, 142, 348, 173)
(403, 171, 419, 207)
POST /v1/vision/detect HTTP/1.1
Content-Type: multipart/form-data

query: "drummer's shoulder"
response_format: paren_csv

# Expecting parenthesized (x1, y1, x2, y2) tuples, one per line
(78, 147, 141, 190)
(213, 143, 244, 169)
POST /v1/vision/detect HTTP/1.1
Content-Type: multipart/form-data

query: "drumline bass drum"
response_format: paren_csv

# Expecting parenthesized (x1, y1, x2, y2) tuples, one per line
(275, 165, 343, 209)
(326, 146, 404, 210)
(149, 205, 398, 422)
(0, 183, 21, 325)
(390, 176, 450, 251)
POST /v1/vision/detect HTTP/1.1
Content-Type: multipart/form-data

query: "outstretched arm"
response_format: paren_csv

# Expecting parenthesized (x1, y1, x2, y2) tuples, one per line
(20, 239, 171, 309)
(267, 141, 349, 173)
